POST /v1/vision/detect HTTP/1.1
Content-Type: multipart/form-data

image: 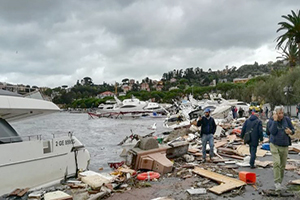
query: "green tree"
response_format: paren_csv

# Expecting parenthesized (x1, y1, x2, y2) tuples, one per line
(276, 10, 300, 65)
(276, 42, 299, 67)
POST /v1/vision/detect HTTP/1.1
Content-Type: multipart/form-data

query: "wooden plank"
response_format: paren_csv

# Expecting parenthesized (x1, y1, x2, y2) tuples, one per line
(218, 147, 241, 156)
(287, 159, 300, 163)
(218, 153, 244, 160)
(290, 179, 300, 185)
(255, 160, 273, 168)
(17, 188, 30, 197)
(285, 164, 297, 170)
(194, 152, 202, 157)
(289, 146, 300, 153)
(9, 188, 21, 196)
(188, 148, 199, 153)
(227, 135, 237, 143)
(236, 145, 267, 157)
(192, 167, 246, 195)
(214, 141, 227, 149)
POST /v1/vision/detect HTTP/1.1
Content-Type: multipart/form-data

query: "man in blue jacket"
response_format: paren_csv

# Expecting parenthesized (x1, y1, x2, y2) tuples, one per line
(267, 106, 295, 191)
(241, 111, 263, 168)
(197, 108, 216, 163)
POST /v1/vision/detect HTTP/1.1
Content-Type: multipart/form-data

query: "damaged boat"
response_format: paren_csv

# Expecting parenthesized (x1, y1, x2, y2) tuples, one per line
(0, 90, 90, 195)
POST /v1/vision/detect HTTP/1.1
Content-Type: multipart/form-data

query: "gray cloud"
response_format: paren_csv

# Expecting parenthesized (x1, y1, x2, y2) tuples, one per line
(0, 0, 298, 87)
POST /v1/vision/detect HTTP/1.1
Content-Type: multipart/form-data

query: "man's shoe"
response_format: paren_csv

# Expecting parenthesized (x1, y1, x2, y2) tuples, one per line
(200, 159, 206, 163)
(250, 165, 256, 169)
(275, 183, 282, 191)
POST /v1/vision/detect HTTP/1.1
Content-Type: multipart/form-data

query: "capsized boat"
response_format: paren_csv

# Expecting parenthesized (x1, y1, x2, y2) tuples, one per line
(0, 90, 90, 195)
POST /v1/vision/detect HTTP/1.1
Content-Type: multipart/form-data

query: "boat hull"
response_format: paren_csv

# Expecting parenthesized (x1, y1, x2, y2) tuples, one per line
(0, 135, 90, 195)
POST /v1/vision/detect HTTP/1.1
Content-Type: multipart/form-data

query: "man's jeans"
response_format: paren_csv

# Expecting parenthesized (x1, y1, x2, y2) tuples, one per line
(201, 134, 214, 159)
(249, 145, 257, 167)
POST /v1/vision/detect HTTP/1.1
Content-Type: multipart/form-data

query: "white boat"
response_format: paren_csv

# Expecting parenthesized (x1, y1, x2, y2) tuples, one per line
(94, 95, 166, 118)
(163, 113, 191, 130)
(0, 90, 90, 195)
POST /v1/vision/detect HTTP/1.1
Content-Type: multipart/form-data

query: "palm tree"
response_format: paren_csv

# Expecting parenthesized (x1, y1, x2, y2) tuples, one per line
(276, 42, 299, 67)
(276, 10, 300, 66)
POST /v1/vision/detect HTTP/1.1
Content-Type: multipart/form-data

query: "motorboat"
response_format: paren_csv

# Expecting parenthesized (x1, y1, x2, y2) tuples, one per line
(163, 113, 191, 130)
(0, 90, 90, 195)
(92, 95, 166, 118)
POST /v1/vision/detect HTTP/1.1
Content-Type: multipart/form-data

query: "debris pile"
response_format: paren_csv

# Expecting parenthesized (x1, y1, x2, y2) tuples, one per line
(4, 118, 300, 199)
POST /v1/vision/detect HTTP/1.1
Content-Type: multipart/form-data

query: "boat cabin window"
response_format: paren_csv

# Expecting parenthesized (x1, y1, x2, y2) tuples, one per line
(0, 118, 22, 144)
(120, 105, 136, 108)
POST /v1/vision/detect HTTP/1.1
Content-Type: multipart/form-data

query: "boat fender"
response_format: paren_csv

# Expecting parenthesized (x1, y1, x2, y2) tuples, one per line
(137, 171, 160, 181)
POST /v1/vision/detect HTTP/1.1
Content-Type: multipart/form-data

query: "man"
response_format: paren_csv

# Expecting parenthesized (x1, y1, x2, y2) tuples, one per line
(197, 108, 216, 163)
(265, 106, 269, 119)
(267, 106, 295, 191)
(241, 111, 263, 168)
(238, 107, 244, 118)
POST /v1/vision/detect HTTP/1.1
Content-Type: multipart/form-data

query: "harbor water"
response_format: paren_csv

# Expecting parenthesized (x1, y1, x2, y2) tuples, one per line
(11, 112, 168, 172)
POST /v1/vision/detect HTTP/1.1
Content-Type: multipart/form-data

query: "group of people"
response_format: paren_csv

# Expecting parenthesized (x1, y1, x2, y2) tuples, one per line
(197, 106, 295, 191)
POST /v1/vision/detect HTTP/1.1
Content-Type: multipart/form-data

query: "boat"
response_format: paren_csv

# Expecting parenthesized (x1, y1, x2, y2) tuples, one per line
(0, 90, 90, 195)
(90, 95, 167, 118)
(163, 113, 191, 130)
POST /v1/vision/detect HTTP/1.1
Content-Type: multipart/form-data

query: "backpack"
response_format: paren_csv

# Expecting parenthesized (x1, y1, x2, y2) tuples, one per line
(243, 128, 252, 144)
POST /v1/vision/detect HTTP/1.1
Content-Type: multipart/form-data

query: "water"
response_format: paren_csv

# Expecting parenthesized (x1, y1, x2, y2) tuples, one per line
(11, 112, 168, 172)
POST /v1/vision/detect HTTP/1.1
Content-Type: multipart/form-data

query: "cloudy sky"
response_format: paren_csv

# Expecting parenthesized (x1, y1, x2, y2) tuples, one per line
(0, 0, 298, 88)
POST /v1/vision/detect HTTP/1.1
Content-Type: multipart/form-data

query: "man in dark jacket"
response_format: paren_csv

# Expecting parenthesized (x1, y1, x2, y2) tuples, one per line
(197, 108, 216, 162)
(241, 111, 263, 168)
(267, 106, 295, 191)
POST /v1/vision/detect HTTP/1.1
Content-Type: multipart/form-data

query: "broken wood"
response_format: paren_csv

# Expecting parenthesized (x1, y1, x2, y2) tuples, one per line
(193, 152, 203, 157)
(289, 179, 300, 185)
(218, 147, 242, 156)
(214, 141, 227, 149)
(236, 145, 267, 157)
(17, 188, 30, 197)
(288, 146, 300, 153)
(188, 148, 199, 153)
(285, 164, 297, 170)
(181, 164, 196, 169)
(218, 153, 244, 160)
(192, 167, 246, 195)
(9, 189, 21, 196)
(223, 165, 239, 169)
(255, 160, 273, 168)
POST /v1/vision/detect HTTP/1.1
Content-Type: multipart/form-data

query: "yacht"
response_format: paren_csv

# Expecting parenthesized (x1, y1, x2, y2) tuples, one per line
(0, 90, 90, 195)
(92, 95, 166, 118)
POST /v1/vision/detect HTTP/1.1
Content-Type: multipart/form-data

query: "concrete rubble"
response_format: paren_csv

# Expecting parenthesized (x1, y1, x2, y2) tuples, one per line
(3, 118, 300, 199)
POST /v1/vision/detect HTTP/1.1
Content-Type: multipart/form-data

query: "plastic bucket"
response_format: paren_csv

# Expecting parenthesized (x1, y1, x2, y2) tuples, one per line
(239, 171, 256, 184)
